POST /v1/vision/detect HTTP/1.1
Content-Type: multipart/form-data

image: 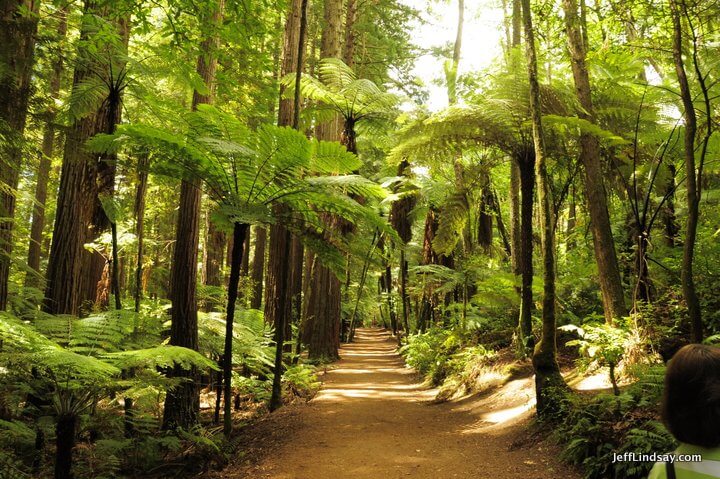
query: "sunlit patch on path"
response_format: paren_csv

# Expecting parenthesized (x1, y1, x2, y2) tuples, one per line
(219, 328, 580, 479)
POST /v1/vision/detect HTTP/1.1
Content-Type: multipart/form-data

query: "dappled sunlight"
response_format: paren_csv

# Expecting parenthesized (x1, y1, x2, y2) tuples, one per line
(480, 400, 536, 424)
(566, 369, 616, 392)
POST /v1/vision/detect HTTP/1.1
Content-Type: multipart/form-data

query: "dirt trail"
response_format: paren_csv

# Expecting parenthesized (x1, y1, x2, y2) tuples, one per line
(225, 328, 579, 479)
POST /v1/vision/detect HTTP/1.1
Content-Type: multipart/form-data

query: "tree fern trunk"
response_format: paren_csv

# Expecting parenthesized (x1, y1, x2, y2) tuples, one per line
(224, 222, 248, 436)
(54, 413, 76, 479)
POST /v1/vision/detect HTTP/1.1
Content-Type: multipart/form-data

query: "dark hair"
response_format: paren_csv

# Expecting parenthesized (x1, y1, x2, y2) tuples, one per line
(661, 344, 720, 448)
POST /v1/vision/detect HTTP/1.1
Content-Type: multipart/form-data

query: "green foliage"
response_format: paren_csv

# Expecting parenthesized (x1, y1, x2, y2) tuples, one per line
(561, 320, 629, 371)
(286, 57, 398, 129)
(551, 361, 672, 479)
(282, 364, 321, 400)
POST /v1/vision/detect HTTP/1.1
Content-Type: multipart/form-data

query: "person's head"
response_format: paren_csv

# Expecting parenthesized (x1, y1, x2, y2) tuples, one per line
(662, 344, 720, 448)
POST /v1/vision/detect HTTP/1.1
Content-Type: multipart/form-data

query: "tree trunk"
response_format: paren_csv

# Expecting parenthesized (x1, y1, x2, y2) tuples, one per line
(562, 0, 627, 324)
(111, 221, 121, 310)
(163, 0, 224, 430)
(250, 226, 266, 309)
(446, 0, 464, 105)
(400, 249, 410, 332)
(662, 164, 679, 247)
(343, 0, 357, 68)
(26, 6, 67, 288)
(204, 209, 225, 288)
(478, 175, 494, 253)
(306, 260, 341, 360)
(522, 0, 566, 417)
(134, 153, 149, 313)
(304, 0, 344, 359)
(44, 5, 128, 315)
(566, 184, 577, 250)
(378, 234, 398, 334)
(517, 150, 535, 353)
(288, 236, 304, 332)
(54, 413, 76, 479)
(202, 207, 226, 311)
(0, 0, 40, 309)
(223, 222, 248, 437)
(268, 0, 309, 410)
(670, 0, 702, 342)
(82, 14, 131, 310)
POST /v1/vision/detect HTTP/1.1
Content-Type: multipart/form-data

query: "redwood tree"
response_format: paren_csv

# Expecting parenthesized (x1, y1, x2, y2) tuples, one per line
(162, 0, 225, 430)
(0, 0, 40, 310)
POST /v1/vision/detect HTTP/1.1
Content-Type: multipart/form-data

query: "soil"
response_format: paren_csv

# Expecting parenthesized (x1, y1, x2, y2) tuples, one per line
(210, 328, 581, 479)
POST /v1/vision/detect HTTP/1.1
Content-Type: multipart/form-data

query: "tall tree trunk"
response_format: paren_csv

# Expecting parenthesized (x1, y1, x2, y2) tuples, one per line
(522, 0, 566, 416)
(418, 209, 439, 332)
(566, 183, 577, 250)
(446, 0, 464, 105)
(223, 222, 248, 437)
(202, 207, 226, 311)
(82, 14, 131, 310)
(563, 0, 627, 324)
(304, 0, 344, 360)
(250, 226, 266, 309)
(163, 0, 224, 430)
(378, 234, 397, 334)
(26, 5, 67, 289)
(478, 173, 494, 253)
(44, 3, 128, 315)
(517, 150, 535, 353)
(662, 164, 679, 247)
(204, 212, 225, 288)
(288, 236, 304, 332)
(343, 0, 357, 68)
(134, 153, 149, 313)
(0, 0, 40, 310)
(509, 0, 525, 344)
(670, 0, 702, 342)
(268, 0, 309, 409)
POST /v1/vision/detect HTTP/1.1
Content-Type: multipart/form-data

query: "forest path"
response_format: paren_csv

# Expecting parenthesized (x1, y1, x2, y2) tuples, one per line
(221, 328, 579, 479)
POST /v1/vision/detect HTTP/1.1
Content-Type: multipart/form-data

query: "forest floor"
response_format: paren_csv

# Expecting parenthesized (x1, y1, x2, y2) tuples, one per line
(211, 328, 581, 479)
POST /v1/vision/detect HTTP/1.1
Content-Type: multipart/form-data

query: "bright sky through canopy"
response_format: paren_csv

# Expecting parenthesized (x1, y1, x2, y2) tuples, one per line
(401, 0, 505, 111)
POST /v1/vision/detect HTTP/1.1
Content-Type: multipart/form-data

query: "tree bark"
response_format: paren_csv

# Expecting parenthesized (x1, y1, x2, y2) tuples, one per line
(562, 0, 627, 324)
(522, 0, 566, 417)
(343, 0, 357, 68)
(204, 211, 226, 288)
(304, 0, 344, 359)
(662, 164, 679, 247)
(43, 4, 128, 315)
(202, 207, 226, 311)
(223, 222, 248, 437)
(670, 0, 702, 342)
(0, 0, 40, 310)
(54, 413, 76, 479)
(477, 173, 494, 253)
(268, 0, 309, 409)
(446, 0, 464, 105)
(250, 226, 266, 309)
(163, 0, 224, 430)
(517, 150, 535, 353)
(134, 153, 149, 313)
(26, 5, 67, 289)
